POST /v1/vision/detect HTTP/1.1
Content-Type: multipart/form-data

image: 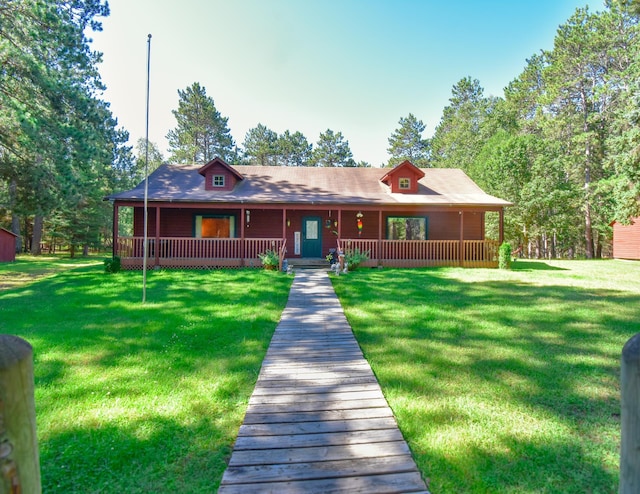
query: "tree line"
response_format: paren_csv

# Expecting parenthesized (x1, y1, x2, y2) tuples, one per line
(1, 1, 638, 258)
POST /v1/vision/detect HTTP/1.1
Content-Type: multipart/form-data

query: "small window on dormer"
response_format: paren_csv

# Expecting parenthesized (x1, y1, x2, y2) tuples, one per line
(399, 177, 411, 190)
(212, 175, 225, 187)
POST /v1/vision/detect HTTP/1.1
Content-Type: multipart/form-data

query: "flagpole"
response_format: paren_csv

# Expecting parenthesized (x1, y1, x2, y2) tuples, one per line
(142, 33, 152, 303)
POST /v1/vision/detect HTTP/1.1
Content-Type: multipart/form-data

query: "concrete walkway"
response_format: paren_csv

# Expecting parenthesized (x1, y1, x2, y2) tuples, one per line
(218, 269, 429, 494)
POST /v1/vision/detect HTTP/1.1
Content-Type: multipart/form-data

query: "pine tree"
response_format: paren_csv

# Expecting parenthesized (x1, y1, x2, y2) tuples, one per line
(386, 114, 430, 167)
(166, 82, 235, 164)
(312, 129, 355, 167)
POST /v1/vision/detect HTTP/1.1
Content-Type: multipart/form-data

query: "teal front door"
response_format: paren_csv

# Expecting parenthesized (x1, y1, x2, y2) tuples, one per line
(302, 216, 322, 257)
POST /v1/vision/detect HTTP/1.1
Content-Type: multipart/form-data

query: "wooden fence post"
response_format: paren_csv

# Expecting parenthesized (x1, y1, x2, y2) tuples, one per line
(621, 333, 640, 494)
(0, 335, 41, 494)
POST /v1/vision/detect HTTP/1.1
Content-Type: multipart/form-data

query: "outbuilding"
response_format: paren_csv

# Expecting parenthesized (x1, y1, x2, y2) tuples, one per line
(0, 228, 18, 263)
(612, 217, 640, 260)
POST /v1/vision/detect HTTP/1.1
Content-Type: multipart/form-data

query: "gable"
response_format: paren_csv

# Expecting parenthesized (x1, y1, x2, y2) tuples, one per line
(380, 160, 425, 194)
(198, 158, 244, 191)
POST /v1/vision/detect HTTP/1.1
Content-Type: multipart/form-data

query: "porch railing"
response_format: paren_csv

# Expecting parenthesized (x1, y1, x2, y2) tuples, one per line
(339, 239, 499, 268)
(116, 236, 499, 269)
(116, 237, 285, 269)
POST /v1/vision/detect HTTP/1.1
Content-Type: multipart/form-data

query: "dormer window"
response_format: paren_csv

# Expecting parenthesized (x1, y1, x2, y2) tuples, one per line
(399, 177, 411, 190)
(212, 175, 225, 187)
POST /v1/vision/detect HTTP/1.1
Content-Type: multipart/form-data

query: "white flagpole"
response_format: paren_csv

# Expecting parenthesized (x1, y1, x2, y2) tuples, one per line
(142, 34, 152, 303)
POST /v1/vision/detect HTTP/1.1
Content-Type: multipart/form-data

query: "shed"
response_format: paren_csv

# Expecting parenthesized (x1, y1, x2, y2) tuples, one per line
(0, 228, 18, 262)
(612, 217, 640, 260)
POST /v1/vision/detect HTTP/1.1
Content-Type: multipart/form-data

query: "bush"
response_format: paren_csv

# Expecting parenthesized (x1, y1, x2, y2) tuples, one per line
(104, 256, 121, 274)
(258, 249, 280, 270)
(498, 242, 511, 270)
(344, 248, 370, 271)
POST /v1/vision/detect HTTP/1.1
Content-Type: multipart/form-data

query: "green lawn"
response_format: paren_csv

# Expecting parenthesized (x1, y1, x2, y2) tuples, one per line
(0, 260, 292, 492)
(2, 258, 636, 493)
(331, 259, 639, 494)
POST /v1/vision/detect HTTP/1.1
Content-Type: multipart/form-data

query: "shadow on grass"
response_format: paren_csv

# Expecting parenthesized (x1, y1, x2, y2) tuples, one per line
(511, 260, 568, 271)
(333, 267, 633, 493)
(41, 416, 231, 493)
(1, 265, 292, 492)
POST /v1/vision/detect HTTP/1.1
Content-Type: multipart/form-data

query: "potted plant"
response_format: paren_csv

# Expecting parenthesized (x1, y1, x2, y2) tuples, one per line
(258, 249, 280, 270)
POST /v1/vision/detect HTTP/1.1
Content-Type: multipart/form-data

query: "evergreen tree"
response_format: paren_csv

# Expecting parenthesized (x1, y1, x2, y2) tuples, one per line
(166, 82, 235, 164)
(386, 114, 430, 167)
(243, 124, 279, 165)
(430, 77, 497, 172)
(277, 130, 313, 166)
(312, 129, 355, 167)
(0, 0, 128, 254)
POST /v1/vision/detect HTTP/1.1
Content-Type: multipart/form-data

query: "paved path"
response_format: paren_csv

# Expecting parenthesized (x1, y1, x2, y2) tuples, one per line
(218, 269, 429, 494)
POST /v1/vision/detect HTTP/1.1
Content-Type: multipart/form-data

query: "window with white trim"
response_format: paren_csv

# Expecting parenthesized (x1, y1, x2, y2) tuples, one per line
(399, 177, 411, 189)
(212, 175, 225, 187)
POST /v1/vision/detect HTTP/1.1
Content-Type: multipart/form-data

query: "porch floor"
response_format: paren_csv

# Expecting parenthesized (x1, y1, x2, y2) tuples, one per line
(218, 270, 429, 493)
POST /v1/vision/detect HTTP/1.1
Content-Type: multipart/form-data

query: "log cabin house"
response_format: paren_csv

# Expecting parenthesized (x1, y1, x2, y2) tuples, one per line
(107, 158, 511, 269)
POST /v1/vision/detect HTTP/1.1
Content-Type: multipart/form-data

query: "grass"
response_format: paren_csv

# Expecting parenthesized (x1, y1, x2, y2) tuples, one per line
(0, 254, 101, 290)
(331, 260, 639, 494)
(0, 259, 292, 492)
(3, 257, 636, 492)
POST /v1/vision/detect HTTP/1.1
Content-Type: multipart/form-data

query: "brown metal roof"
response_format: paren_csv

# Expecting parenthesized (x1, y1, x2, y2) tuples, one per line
(108, 163, 511, 207)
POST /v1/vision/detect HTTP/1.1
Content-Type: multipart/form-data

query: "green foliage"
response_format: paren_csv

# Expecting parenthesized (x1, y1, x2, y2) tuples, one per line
(104, 255, 121, 273)
(312, 129, 355, 167)
(386, 113, 430, 167)
(166, 82, 235, 164)
(463, 5, 640, 258)
(258, 249, 280, 268)
(277, 130, 313, 166)
(498, 242, 512, 269)
(243, 123, 279, 166)
(430, 77, 497, 172)
(332, 261, 640, 493)
(344, 248, 369, 270)
(0, 261, 292, 492)
(0, 0, 133, 255)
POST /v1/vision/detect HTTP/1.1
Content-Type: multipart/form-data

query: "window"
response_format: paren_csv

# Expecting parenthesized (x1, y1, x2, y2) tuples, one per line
(399, 177, 411, 190)
(387, 216, 427, 240)
(212, 175, 225, 187)
(195, 215, 235, 238)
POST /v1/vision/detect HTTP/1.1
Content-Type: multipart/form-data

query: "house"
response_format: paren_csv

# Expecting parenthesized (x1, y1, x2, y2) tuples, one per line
(0, 228, 18, 262)
(107, 158, 511, 269)
(612, 217, 640, 260)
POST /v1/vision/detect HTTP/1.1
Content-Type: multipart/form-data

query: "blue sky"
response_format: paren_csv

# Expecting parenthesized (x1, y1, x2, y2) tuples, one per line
(90, 0, 600, 166)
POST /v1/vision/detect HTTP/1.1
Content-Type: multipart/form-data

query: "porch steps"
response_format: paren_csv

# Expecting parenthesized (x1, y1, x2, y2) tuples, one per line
(288, 258, 329, 270)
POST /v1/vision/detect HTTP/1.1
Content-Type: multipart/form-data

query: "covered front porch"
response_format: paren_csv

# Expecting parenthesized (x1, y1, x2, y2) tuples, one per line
(112, 202, 504, 269)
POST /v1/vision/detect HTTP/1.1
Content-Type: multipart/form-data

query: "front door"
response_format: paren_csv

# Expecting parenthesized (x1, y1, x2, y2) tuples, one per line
(302, 216, 322, 258)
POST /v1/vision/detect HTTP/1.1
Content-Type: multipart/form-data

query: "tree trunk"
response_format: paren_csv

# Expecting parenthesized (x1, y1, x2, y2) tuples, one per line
(30, 215, 43, 255)
(10, 215, 21, 253)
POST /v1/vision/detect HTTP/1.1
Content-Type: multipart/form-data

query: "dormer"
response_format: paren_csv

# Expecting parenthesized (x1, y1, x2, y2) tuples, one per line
(198, 157, 244, 191)
(380, 160, 425, 194)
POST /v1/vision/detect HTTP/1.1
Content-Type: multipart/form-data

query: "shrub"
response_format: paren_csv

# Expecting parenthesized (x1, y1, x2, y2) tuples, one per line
(258, 249, 280, 270)
(498, 242, 511, 270)
(344, 248, 370, 270)
(104, 256, 121, 274)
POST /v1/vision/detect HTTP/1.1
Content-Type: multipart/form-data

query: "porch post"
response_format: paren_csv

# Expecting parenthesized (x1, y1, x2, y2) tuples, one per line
(240, 207, 245, 267)
(282, 208, 287, 241)
(337, 209, 342, 241)
(112, 202, 119, 258)
(155, 205, 160, 267)
(459, 211, 464, 267)
(499, 208, 505, 244)
(378, 209, 383, 266)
